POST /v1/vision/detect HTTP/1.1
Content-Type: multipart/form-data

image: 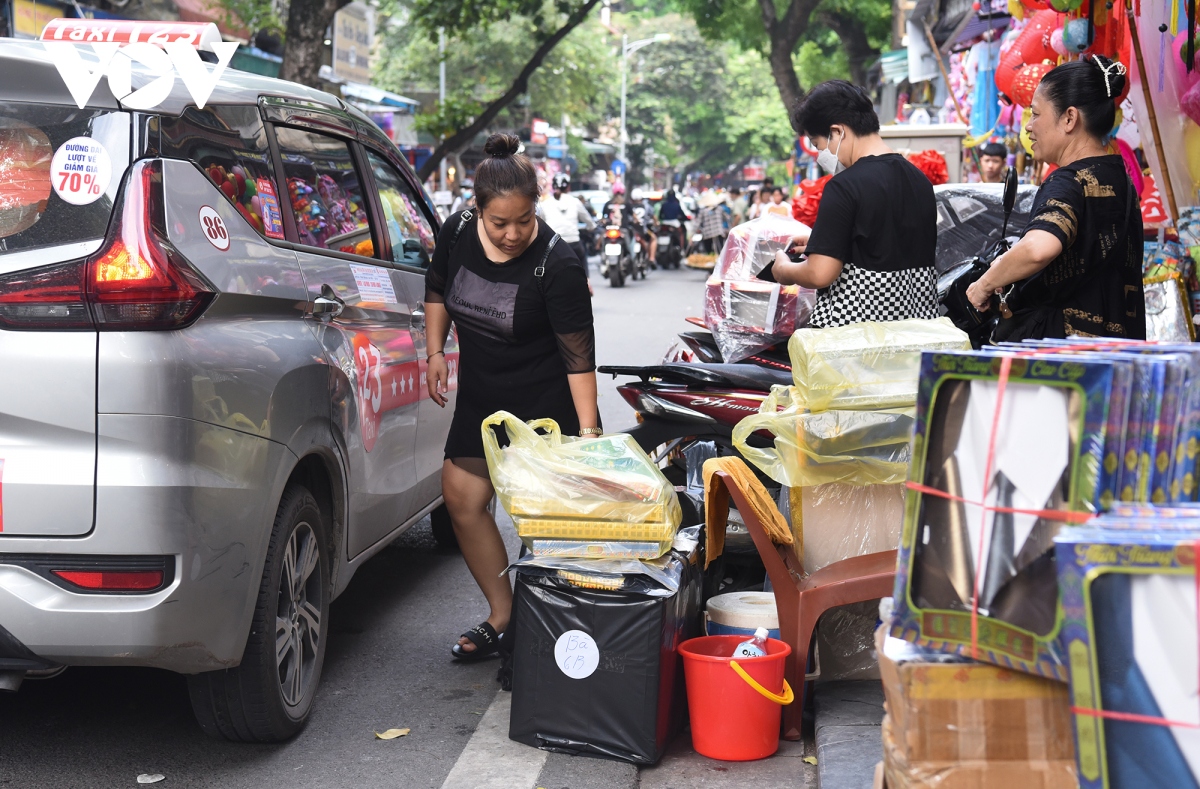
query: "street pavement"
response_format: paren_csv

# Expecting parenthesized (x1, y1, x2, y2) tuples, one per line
(0, 261, 816, 788)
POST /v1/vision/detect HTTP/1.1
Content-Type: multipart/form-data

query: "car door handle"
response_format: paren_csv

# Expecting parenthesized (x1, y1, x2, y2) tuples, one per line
(311, 285, 345, 320)
(411, 307, 425, 330)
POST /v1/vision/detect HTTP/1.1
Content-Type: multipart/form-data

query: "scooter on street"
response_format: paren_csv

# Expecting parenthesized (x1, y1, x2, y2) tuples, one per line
(600, 224, 636, 287)
(657, 220, 687, 269)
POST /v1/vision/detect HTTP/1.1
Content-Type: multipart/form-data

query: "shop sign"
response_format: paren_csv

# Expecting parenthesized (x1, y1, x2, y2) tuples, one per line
(332, 3, 373, 84)
(15, 0, 65, 39)
(742, 164, 765, 181)
(531, 118, 549, 145)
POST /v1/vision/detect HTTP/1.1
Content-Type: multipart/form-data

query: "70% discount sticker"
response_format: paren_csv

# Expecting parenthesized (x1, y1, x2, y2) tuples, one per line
(50, 136, 112, 207)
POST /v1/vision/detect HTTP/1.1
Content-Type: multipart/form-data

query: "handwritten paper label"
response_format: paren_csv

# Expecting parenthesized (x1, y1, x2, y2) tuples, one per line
(554, 629, 599, 680)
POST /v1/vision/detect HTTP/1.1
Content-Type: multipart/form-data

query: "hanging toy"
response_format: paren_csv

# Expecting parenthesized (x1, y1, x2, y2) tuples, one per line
(1063, 18, 1093, 51)
(1183, 80, 1200, 124)
(1051, 27, 1070, 54)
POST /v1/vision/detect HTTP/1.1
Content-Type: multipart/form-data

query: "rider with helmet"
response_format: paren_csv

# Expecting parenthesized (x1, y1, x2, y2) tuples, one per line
(539, 173, 595, 267)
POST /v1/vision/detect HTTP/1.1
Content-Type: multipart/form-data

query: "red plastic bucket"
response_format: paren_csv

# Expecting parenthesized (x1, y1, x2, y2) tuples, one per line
(678, 635, 793, 761)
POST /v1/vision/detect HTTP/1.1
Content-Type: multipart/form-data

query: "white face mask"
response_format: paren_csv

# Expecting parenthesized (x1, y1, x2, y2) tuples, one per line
(817, 131, 845, 175)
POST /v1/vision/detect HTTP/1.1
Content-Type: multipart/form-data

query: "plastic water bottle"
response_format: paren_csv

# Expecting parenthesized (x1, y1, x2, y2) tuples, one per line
(732, 627, 770, 658)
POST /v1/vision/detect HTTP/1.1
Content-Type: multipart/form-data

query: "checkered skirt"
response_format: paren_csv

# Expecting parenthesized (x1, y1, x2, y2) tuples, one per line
(808, 263, 939, 328)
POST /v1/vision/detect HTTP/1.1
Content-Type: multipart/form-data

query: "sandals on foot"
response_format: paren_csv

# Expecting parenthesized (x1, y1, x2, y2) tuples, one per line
(451, 622, 503, 662)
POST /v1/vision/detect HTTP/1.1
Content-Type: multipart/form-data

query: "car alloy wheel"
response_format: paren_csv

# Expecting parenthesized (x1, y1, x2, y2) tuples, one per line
(276, 521, 323, 708)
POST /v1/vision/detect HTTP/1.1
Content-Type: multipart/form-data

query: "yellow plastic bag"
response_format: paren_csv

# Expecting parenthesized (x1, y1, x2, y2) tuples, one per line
(482, 411, 681, 558)
(789, 318, 970, 411)
(732, 386, 915, 487)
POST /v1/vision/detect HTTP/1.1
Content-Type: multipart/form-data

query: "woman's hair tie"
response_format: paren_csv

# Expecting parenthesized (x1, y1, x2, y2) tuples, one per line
(1092, 55, 1128, 99)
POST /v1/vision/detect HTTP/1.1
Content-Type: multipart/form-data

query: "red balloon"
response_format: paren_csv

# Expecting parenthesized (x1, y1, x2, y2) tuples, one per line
(1012, 61, 1054, 106)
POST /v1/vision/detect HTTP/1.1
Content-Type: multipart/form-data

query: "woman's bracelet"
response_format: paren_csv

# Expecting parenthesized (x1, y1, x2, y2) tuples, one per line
(579, 427, 603, 436)
(427, 351, 445, 361)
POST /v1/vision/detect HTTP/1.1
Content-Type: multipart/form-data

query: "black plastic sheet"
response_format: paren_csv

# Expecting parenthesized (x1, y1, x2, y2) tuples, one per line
(934, 184, 1037, 274)
(508, 550, 702, 764)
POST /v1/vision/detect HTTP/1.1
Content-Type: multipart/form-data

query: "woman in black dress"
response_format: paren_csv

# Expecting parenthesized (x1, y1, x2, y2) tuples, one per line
(967, 56, 1145, 340)
(424, 134, 598, 660)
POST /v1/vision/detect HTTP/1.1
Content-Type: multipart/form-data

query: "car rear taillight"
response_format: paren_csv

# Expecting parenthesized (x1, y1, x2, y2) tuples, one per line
(0, 261, 89, 329)
(0, 159, 214, 332)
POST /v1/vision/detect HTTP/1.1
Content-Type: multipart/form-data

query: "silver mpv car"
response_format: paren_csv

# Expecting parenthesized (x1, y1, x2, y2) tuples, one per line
(0, 37, 458, 741)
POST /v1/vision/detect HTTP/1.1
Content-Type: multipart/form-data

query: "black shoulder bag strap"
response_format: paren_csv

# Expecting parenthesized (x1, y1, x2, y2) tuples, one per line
(451, 209, 560, 296)
(450, 209, 473, 249)
(534, 234, 561, 298)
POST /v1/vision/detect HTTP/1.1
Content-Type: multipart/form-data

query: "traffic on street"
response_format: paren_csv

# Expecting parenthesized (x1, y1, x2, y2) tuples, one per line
(0, 1, 1187, 787)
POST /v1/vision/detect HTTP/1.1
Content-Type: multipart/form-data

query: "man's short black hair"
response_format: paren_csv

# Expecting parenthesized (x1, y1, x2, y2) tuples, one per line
(790, 80, 880, 139)
(979, 142, 1007, 159)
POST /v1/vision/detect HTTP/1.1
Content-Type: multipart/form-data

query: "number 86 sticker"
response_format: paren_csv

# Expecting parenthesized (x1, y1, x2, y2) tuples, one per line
(198, 205, 230, 251)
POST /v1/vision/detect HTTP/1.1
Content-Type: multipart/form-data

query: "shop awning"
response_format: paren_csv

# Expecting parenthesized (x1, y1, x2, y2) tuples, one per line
(881, 49, 909, 84)
(340, 82, 419, 110)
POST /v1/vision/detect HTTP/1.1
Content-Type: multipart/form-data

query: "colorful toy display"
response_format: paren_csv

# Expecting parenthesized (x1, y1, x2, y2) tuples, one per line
(203, 162, 284, 240)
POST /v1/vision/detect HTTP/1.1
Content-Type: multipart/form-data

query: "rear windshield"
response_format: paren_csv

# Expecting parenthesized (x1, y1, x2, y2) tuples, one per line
(0, 103, 130, 259)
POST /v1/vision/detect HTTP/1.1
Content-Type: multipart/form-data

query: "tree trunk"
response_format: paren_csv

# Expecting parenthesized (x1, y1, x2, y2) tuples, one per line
(820, 10, 878, 87)
(765, 40, 804, 114)
(416, 0, 603, 182)
(757, 0, 825, 116)
(279, 0, 351, 89)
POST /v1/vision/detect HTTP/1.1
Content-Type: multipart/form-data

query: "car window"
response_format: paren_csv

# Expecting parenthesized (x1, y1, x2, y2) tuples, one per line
(0, 104, 130, 257)
(157, 106, 286, 241)
(364, 150, 436, 268)
(275, 126, 376, 258)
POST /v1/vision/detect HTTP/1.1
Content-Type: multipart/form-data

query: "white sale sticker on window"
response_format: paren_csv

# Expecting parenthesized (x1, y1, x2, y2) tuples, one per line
(554, 629, 599, 680)
(50, 137, 111, 206)
(350, 264, 397, 304)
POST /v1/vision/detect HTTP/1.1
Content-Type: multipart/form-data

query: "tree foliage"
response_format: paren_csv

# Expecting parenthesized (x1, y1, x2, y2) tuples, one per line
(675, 0, 890, 113)
(375, 0, 605, 179)
(617, 13, 794, 181)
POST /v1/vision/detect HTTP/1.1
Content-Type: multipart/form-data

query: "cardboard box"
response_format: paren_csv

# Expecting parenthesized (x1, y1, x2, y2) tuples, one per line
(891, 351, 1116, 680)
(882, 716, 1078, 789)
(1054, 527, 1200, 789)
(878, 626, 1079, 788)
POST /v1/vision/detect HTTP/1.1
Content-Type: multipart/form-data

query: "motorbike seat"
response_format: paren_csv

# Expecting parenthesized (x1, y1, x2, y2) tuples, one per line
(598, 363, 791, 392)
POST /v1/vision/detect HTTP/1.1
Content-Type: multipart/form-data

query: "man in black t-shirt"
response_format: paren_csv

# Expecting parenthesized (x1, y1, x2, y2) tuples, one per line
(770, 81, 939, 328)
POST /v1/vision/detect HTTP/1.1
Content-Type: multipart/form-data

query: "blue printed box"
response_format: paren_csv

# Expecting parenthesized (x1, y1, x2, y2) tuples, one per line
(1055, 527, 1200, 789)
(891, 351, 1116, 680)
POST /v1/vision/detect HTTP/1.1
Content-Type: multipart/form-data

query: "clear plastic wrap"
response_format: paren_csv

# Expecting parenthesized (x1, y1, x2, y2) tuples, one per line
(791, 483, 906, 575)
(703, 214, 817, 363)
(483, 412, 682, 558)
(788, 318, 971, 411)
(733, 385, 914, 488)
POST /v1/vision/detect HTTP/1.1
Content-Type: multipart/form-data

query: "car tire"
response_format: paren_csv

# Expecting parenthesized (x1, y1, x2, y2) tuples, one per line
(430, 503, 459, 552)
(187, 484, 330, 743)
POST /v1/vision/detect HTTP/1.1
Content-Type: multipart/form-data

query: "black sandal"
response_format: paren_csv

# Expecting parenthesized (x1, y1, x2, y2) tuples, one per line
(451, 622, 503, 662)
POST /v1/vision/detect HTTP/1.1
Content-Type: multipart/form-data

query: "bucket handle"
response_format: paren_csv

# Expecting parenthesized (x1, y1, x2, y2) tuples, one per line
(729, 660, 794, 705)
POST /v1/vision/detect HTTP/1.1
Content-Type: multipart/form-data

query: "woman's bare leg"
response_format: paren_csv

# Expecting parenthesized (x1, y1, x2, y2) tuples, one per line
(442, 459, 512, 651)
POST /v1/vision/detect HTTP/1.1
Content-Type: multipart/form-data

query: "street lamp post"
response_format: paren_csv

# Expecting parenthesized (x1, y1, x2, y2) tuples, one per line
(618, 33, 670, 170)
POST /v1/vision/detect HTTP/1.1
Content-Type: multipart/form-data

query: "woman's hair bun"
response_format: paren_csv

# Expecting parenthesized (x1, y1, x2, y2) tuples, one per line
(1089, 54, 1128, 100)
(483, 133, 522, 158)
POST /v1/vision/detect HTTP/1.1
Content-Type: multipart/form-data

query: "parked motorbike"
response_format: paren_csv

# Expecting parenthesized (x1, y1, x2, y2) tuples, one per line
(599, 361, 790, 596)
(600, 224, 636, 287)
